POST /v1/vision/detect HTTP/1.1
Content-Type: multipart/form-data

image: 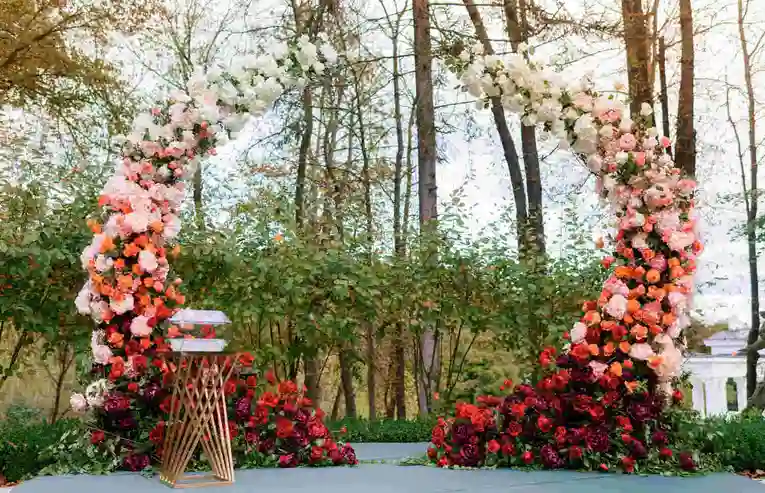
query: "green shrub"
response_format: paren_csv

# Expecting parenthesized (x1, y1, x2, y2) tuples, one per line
(329, 417, 436, 443)
(704, 414, 765, 472)
(0, 407, 79, 483)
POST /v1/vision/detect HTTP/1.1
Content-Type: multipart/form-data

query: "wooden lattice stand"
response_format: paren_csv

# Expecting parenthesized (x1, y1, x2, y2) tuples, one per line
(160, 353, 237, 488)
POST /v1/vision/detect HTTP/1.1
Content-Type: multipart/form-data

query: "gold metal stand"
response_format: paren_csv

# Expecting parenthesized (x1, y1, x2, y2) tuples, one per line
(160, 353, 237, 488)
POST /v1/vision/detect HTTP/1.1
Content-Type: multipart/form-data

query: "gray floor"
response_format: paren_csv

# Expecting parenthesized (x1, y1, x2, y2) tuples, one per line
(12, 443, 764, 493)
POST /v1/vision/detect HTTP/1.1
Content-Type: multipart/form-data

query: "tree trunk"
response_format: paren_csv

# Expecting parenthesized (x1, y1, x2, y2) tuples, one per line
(463, 0, 529, 256)
(738, 0, 760, 398)
(658, 36, 672, 158)
(621, 0, 653, 115)
(413, 0, 439, 416)
(303, 357, 321, 404)
(330, 382, 342, 421)
(193, 164, 204, 229)
(503, 0, 545, 261)
(339, 348, 357, 418)
(674, 0, 696, 177)
(294, 86, 313, 227)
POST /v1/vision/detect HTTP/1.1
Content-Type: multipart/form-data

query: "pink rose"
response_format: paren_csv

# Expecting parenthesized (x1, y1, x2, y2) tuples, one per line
(633, 152, 646, 167)
(648, 254, 668, 272)
(668, 231, 695, 251)
(660, 136, 671, 148)
(676, 179, 696, 196)
(619, 133, 637, 151)
(130, 315, 153, 337)
(629, 343, 655, 361)
(589, 361, 608, 378)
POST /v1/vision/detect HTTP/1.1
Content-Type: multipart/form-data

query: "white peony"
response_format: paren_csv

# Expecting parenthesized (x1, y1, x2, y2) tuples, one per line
(629, 343, 655, 361)
(605, 294, 628, 320)
(124, 211, 149, 233)
(571, 322, 587, 343)
(110, 295, 134, 315)
(75, 282, 93, 314)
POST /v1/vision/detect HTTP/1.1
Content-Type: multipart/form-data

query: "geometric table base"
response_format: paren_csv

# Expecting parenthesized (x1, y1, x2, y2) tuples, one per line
(160, 353, 237, 488)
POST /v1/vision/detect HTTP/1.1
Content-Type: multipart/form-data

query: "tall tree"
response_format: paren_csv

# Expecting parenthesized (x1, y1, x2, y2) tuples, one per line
(621, 0, 653, 114)
(674, 0, 696, 177)
(413, 0, 440, 416)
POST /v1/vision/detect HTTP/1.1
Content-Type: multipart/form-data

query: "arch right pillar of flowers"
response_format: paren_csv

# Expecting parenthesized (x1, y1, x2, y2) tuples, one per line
(428, 43, 703, 473)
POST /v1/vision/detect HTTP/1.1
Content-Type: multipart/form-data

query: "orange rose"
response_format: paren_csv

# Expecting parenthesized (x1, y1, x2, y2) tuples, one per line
(610, 362, 623, 377)
(615, 266, 632, 279)
(99, 236, 115, 253)
(645, 269, 661, 284)
(630, 325, 648, 340)
(619, 341, 631, 353)
(626, 299, 641, 314)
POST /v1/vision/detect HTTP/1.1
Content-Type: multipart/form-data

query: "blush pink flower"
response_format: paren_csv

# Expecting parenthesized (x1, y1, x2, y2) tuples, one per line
(618, 133, 637, 151)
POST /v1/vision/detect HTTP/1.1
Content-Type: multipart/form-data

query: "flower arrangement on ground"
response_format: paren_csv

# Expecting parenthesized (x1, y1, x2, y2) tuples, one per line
(429, 43, 704, 473)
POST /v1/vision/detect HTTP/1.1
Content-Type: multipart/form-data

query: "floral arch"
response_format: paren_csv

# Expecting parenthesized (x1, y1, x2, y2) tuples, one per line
(71, 32, 700, 473)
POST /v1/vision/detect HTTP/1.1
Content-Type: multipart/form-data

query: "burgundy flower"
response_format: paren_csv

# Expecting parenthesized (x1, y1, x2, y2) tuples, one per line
(651, 430, 668, 446)
(118, 416, 137, 430)
(258, 437, 275, 454)
(585, 426, 610, 453)
(235, 397, 252, 421)
(342, 444, 357, 465)
(104, 394, 131, 414)
(307, 417, 329, 439)
(679, 452, 696, 471)
(123, 453, 150, 471)
(330, 448, 344, 464)
(629, 440, 647, 458)
(540, 444, 564, 469)
(245, 430, 258, 444)
(294, 408, 310, 424)
(568, 445, 583, 461)
(459, 442, 481, 467)
(451, 422, 474, 445)
(628, 401, 653, 423)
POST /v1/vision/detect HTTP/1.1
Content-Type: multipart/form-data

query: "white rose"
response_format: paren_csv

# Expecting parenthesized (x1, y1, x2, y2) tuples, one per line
(138, 249, 159, 273)
(110, 295, 134, 315)
(640, 102, 654, 116)
(571, 322, 587, 343)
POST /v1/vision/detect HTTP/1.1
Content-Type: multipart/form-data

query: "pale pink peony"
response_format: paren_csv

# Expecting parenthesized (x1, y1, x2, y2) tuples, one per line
(130, 315, 153, 337)
(70, 393, 89, 413)
(631, 232, 649, 250)
(676, 179, 696, 196)
(571, 322, 587, 343)
(629, 343, 655, 361)
(138, 249, 159, 273)
(92, 344, 113, 365)
(668, 231, 695, 251)
(605, 294, 628, 320)
(604, 276, 629, 297)
(618, 133, 637, 151)
(124, 211, 149, 233)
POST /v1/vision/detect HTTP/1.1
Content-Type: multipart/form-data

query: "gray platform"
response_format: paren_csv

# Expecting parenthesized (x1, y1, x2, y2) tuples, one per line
(12, 443, 764, 493)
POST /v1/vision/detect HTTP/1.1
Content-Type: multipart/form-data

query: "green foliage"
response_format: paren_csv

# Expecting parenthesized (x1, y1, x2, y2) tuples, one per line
(703, 414, 765, 472)
(0, 406, 80, 483)
(329, 418, 436, 443)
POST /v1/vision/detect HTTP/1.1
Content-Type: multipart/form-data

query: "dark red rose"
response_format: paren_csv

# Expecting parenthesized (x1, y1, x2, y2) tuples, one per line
(615, 416, 633, 432)
(142, 383, 162, 403)
(672, 389, 684, 404)
(258, 392, 279, 408)
(330, 448, 344, 464)
(588, 404, 605, 421)
(223, 379, 238, 395)
(275, 416, 294, 439)
(123, 453, 150, 471)
(628, 401, 653, 423)
(537, 415, 553, 433)
(432, 426, 446, 447)
(501, 441, 515, 456)
(585, 427, 610, 453)
(521, 450, 534, 465)
(507, 422, 522, 437)
(554, 426, 567, 445)
(540, 444, 563, 469)
(659, 448, 673, 460)
(459, 442, 481, 467)
(118, 417, 137, 430)
(278, 453, 298, 468)
(294, 408, 310, 424)
(651, 430, 668, 446)
(629, 440, 647, 458)
(342, 444, 357, 465)
(567, 427, 587, 445)
(235, 397, 252, 421)
(258, 437, 275, 454)
(568, 445, 583, 461)
(451, 422, 474, 445)
(90, 430, 106, 444)
(228, 421, 239, 438)
(246, 375, 258, 387)
(679, 452, 696, 471)
(487, 439, 500, 454)
(621, 456, 635, 473)
(245, 430, 258, 444)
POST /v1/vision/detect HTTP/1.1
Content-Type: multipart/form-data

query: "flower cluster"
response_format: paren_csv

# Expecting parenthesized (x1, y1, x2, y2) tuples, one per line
(429, 43, 704, 473)
(429, 380, 695, 473)
(69, 35, 344, 468)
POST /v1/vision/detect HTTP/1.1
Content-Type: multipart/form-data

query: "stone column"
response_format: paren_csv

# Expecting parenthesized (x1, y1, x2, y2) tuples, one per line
(735, 376, 747, 412)
(689, 377, 706, 417)
(704, 378, 729, 416)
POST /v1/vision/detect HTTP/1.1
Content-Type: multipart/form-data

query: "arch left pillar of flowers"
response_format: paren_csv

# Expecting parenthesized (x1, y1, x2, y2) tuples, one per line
(69, 36, 355, 470)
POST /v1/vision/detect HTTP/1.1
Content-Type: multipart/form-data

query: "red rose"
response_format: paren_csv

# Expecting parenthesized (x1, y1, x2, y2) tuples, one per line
(90, 430, 105, 444)
(501, 441, 515, 456)
(278, 380, 298, 395)
(431, 426, 446, 447)
(554, 426, 567, 445)
(508, 422, 523, 437)
(311, 446, 325, 462)
(568, 445, 583, 461)
(621, 433, 632, 444)
(246, 375, 258, 387)
(228, 421, 239, 438)
(615, 415, 633, 432)
(149, 422, 165, 444)
(252, 405, 269, 425)
(127, 382, 139, 393)
(621, 456, 635, 473)
(223, 379, 238, 395)
(275, 417, 294, 439)
(238, 352, 255, 367)
(672, 389, 684, 403)
(278, 453, 298, 468)
(427, 447, 438, 459)
(510, 403, 527, 419)
(521, 450, 534, 464)
(659, 448, 673, 460)
(679, 452, 696, 471)
(308, 417, 329, 439)
(259, 392, 279, 408)
(599, 463, 609, 472)
(437, 457, 448, 468)
(537, 415, 553, 433)
(487, 439, 500, 454)
(265, 370, 276, 384)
